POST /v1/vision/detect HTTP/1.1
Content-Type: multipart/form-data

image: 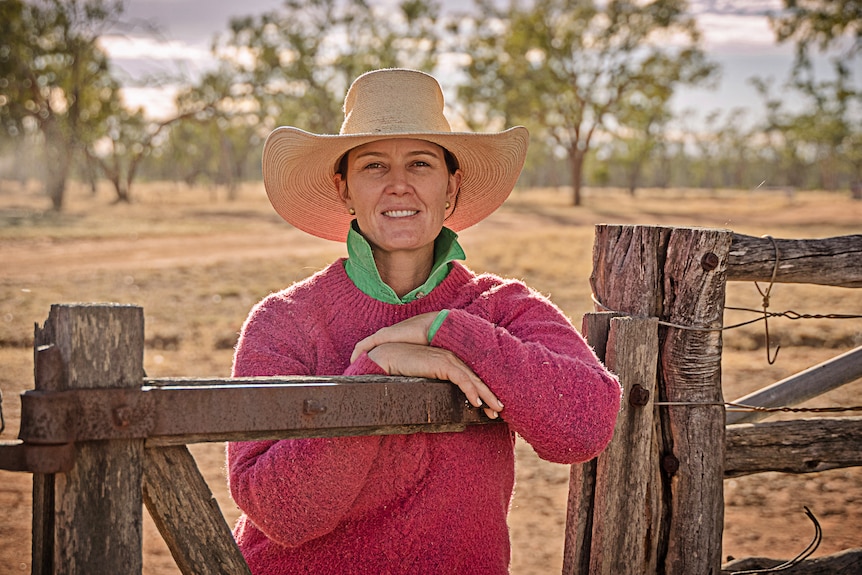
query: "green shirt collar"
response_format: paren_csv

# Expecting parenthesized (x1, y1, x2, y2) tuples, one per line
(344, 220, 466, 304)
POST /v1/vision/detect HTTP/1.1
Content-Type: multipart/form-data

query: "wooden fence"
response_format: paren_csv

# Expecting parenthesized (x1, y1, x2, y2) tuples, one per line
(0, 225, 860, 574)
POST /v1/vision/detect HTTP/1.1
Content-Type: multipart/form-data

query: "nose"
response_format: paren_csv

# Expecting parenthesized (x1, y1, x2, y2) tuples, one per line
(384, 165, 412, 194)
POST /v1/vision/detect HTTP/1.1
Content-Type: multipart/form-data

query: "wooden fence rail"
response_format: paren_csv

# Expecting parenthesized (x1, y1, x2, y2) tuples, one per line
(0, 225, 860, 574)
(727, 233, 862, 287)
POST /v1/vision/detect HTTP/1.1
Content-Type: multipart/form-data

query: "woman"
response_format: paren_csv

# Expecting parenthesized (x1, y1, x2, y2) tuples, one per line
(228, 68, 621, 574)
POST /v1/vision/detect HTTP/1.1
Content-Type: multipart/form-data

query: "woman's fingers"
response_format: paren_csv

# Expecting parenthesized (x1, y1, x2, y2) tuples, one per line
(366, 343, 503, 415)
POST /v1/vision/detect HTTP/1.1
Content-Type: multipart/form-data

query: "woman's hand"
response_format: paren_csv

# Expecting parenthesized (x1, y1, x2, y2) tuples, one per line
(350, 312, 439, 363)
(366, 342, 503, 419)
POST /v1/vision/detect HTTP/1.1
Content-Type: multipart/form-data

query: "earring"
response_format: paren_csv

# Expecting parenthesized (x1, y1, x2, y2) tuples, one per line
(348, 208, 356, 215)
(445, 201, 450, 209)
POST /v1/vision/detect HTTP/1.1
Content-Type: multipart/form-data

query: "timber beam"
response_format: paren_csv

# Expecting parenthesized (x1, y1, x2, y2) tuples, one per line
(1, 376, 496, 473)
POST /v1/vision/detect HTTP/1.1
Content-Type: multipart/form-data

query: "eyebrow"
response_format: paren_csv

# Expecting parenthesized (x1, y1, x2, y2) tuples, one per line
(352, 148, 442, 161)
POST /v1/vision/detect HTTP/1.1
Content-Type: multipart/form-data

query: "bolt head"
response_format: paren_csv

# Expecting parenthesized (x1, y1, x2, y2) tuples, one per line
(701, 252, 720, 271)
(662, 453, 680, 474)
(112, 405, 132, 428)
(629, 384, 651, 407)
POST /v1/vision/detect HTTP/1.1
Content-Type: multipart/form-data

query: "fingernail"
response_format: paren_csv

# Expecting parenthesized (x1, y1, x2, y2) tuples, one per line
(476, 398, 483, 407)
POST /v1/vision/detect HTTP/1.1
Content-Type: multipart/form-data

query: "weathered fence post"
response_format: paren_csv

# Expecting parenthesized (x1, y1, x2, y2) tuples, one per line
(32, 304, 145, 574)
(582, 225, 731, 574)
(564, 313, 660, 574)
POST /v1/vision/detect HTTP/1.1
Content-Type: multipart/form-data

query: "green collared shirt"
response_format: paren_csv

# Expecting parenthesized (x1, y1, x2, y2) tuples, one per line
(344, 221, 465, 340)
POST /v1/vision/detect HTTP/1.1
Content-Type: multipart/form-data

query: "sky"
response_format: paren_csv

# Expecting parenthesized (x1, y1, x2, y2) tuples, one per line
(102, 0, 858, 126)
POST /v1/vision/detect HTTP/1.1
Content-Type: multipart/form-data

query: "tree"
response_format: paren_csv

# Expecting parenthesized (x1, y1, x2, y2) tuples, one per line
(611, 55, 681, 196)
(771, 0, 861, 67)
(83, 106, 187, 203)
(214, 0, 443, 135)
(452, 0, 716, 205)
(766, 0, 861, 192)
(0, 0, 124, 210)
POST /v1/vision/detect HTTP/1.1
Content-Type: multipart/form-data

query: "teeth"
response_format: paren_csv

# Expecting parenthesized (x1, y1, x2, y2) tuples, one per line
(384, 210, 418, 218)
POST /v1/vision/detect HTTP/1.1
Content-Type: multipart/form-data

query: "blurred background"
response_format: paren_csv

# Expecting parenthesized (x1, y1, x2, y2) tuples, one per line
(1, 0, 859, 209)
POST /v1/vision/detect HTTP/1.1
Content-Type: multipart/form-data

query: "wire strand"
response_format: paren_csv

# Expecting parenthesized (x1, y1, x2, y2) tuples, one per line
(652, 401, 862, 414)
(726, 507, 822, 574)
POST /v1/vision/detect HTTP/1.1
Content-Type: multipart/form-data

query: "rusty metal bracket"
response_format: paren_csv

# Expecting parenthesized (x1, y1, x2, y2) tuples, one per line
(20, 388, 156, 445)
(0, 441, 75, 473)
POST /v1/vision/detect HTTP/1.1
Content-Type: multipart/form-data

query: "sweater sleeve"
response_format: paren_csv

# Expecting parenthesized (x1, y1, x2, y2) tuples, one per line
(227, 295, 387, 547)
(430, 281, 622, 464)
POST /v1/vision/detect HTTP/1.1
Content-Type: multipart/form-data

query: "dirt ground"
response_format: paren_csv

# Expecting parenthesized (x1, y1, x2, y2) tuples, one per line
(0, 182, 860, 573)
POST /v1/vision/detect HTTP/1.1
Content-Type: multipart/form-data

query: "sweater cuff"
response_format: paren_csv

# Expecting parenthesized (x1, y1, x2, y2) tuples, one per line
(344, 352, 389, 376)
(427, 309, 450, 342)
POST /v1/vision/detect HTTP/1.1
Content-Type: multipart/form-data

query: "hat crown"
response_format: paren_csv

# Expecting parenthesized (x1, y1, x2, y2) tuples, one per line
(340, 69, 452, 136)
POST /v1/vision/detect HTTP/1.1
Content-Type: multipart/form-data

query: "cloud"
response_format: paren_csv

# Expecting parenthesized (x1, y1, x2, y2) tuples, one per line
(119, 85, 181, 120)
(696, 12, 788, 53)
(99, 35, 211, 63)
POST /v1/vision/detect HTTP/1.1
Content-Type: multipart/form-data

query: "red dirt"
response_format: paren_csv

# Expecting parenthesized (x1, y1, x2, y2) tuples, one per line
(1, 186, 860, 574)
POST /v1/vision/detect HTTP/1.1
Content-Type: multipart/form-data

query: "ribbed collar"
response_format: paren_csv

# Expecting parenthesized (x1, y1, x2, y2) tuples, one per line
(343, 221, 466, 304)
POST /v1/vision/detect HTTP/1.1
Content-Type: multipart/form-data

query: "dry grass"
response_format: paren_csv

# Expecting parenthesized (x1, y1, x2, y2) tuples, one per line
(0, 180, 860, 573)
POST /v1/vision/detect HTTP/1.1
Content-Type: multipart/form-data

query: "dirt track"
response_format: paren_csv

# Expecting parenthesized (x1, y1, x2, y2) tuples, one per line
(1, 185, 860, 573)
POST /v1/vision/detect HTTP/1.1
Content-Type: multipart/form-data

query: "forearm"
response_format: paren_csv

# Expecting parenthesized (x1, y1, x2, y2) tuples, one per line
(431, 307, 621, 464)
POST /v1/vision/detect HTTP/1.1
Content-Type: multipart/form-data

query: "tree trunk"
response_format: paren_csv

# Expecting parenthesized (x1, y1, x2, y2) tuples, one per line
(44, 137, 72, 211)
(627, 161, 643, 197)
(569, 147, 585, 206)
(107, 174, 130, 204)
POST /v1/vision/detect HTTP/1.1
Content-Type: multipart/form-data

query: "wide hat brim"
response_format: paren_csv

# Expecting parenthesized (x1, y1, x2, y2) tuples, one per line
(262, 126, 529, 242)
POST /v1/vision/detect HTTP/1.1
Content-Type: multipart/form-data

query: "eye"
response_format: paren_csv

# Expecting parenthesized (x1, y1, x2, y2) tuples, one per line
(411, 160, 431, 168)
(362, 162, 384, 170)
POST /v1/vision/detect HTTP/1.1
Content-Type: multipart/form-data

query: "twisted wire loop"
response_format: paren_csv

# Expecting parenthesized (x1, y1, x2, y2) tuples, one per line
(726, 507, 822, 574)
(752, 235, 782, 364)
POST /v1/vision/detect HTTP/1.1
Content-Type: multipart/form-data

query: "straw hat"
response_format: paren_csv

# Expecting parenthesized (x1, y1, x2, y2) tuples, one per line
(261, 68, 529, 242)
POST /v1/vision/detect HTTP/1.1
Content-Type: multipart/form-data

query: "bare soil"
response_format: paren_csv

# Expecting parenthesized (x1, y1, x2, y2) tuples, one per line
(1, 182, 860, 574)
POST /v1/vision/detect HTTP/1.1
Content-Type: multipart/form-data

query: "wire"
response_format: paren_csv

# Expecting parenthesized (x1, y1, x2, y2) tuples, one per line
(726, 507, 822, 573)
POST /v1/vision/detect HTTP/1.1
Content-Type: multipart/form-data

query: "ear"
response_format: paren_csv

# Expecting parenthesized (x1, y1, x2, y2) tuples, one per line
(447, 169, 462, 206)
(334, 173, 350, 209)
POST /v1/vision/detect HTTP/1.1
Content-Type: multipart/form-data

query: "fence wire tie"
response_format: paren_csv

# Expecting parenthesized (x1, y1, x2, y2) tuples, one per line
(727, 507, 822, 574)
(753, 235, 781, 365)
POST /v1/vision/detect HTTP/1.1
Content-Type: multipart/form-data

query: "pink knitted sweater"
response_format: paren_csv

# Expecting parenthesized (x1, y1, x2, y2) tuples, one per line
(228, 260, 621, 574)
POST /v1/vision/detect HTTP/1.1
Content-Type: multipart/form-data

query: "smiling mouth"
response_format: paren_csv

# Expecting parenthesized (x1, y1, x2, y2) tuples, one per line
(383, 210, 419, 218)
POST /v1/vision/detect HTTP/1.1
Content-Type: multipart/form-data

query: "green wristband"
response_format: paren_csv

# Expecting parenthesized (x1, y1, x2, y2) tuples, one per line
(427, 309, 450, 342)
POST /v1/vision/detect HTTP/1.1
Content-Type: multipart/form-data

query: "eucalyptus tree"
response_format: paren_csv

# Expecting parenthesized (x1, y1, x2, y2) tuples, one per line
(451, 0, 716, 205)
(611, 57, 681, 196)
(0, 0, 123, 210)
(763, 0, 861, 191)
(211, 0, 444, 136)
(771, 0, 861, 68)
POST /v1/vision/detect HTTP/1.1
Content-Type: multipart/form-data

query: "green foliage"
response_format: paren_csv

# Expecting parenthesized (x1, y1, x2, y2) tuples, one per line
(213, 0, 443, 134)
(452, 0, 716, 204)
(146, 0, 445, 191)
(771, 0, 861, 65)
(0, 0, 124, 209)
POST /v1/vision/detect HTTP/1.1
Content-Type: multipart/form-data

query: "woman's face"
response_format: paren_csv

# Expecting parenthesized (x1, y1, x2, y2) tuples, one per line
(334, 138, 461, 257)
